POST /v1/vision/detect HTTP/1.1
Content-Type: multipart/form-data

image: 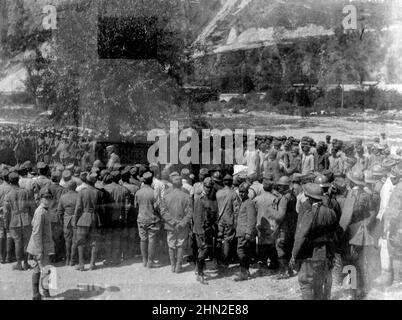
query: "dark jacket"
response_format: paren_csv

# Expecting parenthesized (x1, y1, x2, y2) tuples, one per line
(216, 186, 236, 228)
(4, 185, 35, 229)
(73, 185, 104, 228)
(162, 188, 192, 231)
(292, 201, 338, 261)
(192, 192, 218, 235)
(135, 184, 159, 225)
(103, 182, 131, 225)
(57, 190, 78, 229)
(236, 199, 257, 238)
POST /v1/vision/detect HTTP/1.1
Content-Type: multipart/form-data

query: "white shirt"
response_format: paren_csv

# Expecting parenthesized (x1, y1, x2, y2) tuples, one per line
(377, 177, 395, 221)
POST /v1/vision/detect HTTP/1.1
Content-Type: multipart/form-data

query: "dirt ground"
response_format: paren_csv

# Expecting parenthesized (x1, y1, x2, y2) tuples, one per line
(1, 257, 402, 300)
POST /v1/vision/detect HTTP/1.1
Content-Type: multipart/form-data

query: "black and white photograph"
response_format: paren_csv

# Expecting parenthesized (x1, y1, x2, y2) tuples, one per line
(1, 0, 402, 302)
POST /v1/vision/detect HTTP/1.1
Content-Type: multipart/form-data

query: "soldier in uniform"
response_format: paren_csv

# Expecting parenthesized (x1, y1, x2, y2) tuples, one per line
(254, 175, 280, 274)
(135, 172, 161, 268)
(47, 170, 66, 262)
(234, 182, 257, 281)
(216, 174, 237, 273)
(273, 176, 298, 279)
(57, 180, 78, 266)
(340, 169, 377, 299)
(33, 163, 51, 204)
(3, 172, 35, 271)
(103, 171, 130, 266)
(27, 189, 55, 300)
(73, 173, 104, 271)
(192, 177, 218, 284)
(290, 183, 338, 300)
(162, 175, 192, 273)
(121, 167, 140, 260)
(0, 169, 13, 263)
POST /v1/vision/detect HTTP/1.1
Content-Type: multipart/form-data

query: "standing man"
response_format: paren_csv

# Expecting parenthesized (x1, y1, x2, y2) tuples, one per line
(290, 183, 338, 300)
(301, 145, 315, 176)
(234, 182, 257, 281)
(4, 172, 35, 271)
(73, 173, 104, 271)
(135, 172, 161, 268)
(103, 171, 130, 266)
(57, 180, 78, 266)
(162, 175, 192, 273)
(0, 169, 13, 264)
(216, 174, 237, 273)
(192, 177, 218, 284)
(273, 176, 298, 279)
(27, 189, 55, 300)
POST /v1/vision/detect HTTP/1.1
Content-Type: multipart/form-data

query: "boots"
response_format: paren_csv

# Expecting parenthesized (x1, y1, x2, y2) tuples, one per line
(70, 240, 78, 266)
(89, 246, 97, 271)
(175, 247, 184, 274)
(234, 267, 249, 282)
(276, 259, 290, 279)
(5, 238, 14, 263)
(32, 272, 41, 300)
(0, 236, 5, 264)
(196, 273, 208, 285)
(75, 246, 85, 271)
(140, 241, 148, 267)
(65, 241, 71, 266)
(168, 248, 176, 273)
(147, 239, 161, 268)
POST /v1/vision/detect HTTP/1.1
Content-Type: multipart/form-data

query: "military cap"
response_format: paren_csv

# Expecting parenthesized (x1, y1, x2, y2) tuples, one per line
(87, 173, 98, 184)
(203, 177, 214, 188)
(65, 164, 74, 171)
(199, 168, 209, 176)
(8, 172, 20, 184)
(106, 145, 115, 151)
(171, 175, 182, 185)
(346, 169, 365, 186)
(66, 180, 77, 191)
(223, 174, 233, 182)
(93, 160, 104, 168)
(62, 170, 72, 180)
(37, 162, 48, 170)
(143, 172, 153, 180)
(277, 176, 291, 186)
(302, 183, 324, 200)
(169, 172, 180, 180)
(212, 171, 222, 183)
(22, 161, 33, 170)
(181, 168, 190, 178)
(247, 171, 258, 182)
(51, 170, 61, 179)
(40, 188, 53, 199)
(111, 171, 121, 178)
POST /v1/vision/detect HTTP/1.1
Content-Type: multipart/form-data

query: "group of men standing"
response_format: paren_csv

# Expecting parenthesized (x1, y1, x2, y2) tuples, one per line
(1, 131, 402, 301)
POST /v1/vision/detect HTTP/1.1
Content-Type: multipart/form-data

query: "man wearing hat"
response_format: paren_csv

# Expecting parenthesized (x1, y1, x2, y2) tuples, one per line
(328, 147, 344, 177)
(181, 168, 193, 195)
(135, 172, 161, 268)
(4, 172, 35, 271)
(27, 188, 55, 300)
(247, 171, 263, 200)
(106, 145, 120, 170)
(340, 169, 376, 299)
(254, 175, 280, 274)
(290, 182, 338, 300)
(193, 168, 209, 200)
(216, 174, 237, 272)
(161, 175, 192, 273)
(234, 182, 257, 281)
(212, 171, 223, 192)
(18, 164, 35, 199)
(192, 177, 218, 284)
(73, 173, 104, 271)
(57, 180, 78, 266)
(103, 171, 131, 266)
(273, 176, 297, 279)
(284, 147, 301, 175)
(0, 169, 13, 263)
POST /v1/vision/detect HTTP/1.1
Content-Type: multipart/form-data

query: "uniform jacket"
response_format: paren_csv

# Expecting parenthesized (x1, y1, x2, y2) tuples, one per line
(272, 191, 298, 234)
(103, 182, 131, 224)
(285, 155, 301, 175)
(263, 159, 283, 182)
(236, 198, 257, 238)
(4, 185, 35, 229)
(216, 186, 237, 227)
(73, 185, 104, 228)
(27, 204, 54, 256)
(135, 184, 159, 224)
(162, 188, 192, 231)
(192, 192, 218, 235)
(254, 191, 279, 244)
(329, 155, 344, 177)
(122, 182, 140, 227)
(57, 190, 78, 229)
(0, 182, 12, 229)
(292, 201, 338, 261)
(47, 183, 66, 223)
